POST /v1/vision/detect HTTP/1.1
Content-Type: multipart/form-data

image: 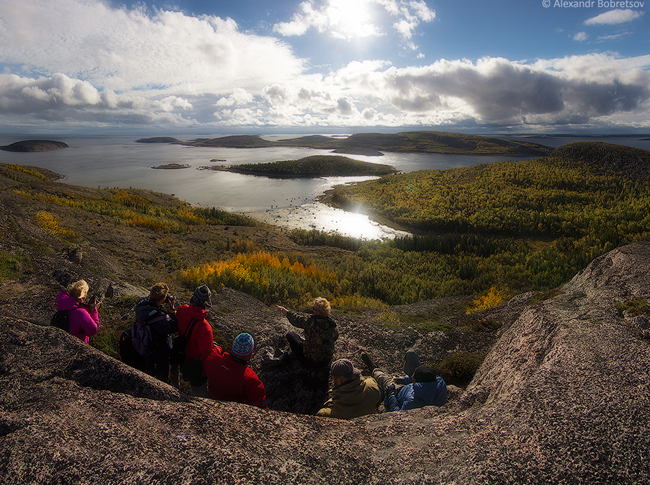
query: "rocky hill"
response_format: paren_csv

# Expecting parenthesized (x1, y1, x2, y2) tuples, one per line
(2, 237, 650, 482)
(1, 161, 650, 482)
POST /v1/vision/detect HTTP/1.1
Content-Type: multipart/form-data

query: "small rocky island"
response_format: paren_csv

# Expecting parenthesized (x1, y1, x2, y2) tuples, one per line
(151, 163, 190, 170)
(0, 140, 68, 152)
(203, 155, 397, 178)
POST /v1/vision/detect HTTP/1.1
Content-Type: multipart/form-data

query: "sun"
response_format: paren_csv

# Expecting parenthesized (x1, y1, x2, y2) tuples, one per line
(327, 0, 379, 40)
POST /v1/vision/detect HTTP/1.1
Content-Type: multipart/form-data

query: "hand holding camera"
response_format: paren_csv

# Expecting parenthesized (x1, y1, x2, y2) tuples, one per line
(85, 295, 102, 309)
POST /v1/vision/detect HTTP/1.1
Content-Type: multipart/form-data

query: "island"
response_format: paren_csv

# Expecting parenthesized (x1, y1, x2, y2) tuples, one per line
(151, 163, 190, 169)
(0, 140, 68, 152)
(136, 137, 182, 144)
(201, 155, 397, 178)
(181, 131, 554, 156)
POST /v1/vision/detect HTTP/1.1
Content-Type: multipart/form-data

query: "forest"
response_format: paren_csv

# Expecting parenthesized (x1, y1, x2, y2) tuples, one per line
(214, 155, 397, 178)
(180, 142, 650, 308)
(181, 131, 553, 156)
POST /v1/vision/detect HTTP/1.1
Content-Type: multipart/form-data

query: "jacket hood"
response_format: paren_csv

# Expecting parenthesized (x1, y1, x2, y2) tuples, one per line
(333, 378, 367, 405)
(56, 291, 80, 312)
(186, 304, 208, 319)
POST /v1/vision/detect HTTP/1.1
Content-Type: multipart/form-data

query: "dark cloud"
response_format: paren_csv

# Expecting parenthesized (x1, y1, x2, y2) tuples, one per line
(385, 59, 650, 124)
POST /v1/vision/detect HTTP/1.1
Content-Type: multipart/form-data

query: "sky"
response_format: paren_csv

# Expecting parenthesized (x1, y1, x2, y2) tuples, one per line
(1, 0, 649, 135)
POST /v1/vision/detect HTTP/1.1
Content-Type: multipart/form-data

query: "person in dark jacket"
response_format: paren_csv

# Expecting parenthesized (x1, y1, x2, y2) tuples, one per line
(202, 333, 266, 408)
(134, 283, 178, 387)
(55, 279, 100, 343)
(362, 350, 447, 412)
(276, 297, 338, 367)
(175, 285, 214, 396)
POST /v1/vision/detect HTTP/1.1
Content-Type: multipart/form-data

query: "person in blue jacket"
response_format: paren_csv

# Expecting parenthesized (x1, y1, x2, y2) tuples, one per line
(362, 350, 447, 412)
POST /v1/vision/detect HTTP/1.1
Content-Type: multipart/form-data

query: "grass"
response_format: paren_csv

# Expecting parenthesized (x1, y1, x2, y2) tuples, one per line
(615, 297, 649, 316)
(0, 252, 30, 280)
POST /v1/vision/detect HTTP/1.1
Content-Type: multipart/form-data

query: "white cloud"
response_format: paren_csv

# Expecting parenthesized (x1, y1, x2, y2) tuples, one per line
(273, 0, 434, 42)
(216, 88, 255, 107)
(585, 9, 644, 25)
(573, 32, 588, 42)
(0, 0, 647, 133)
(0, 0, 304, 93)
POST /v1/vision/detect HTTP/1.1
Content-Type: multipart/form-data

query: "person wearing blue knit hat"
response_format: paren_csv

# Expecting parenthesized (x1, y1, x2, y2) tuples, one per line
(202, 332, 266, 408)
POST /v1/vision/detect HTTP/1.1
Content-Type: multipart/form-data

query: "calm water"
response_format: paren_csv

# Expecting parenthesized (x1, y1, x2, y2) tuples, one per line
(1, 134, 648, 239)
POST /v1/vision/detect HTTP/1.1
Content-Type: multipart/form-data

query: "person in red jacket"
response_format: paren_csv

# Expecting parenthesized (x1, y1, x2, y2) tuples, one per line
(175, 285, 214, 397)
(203, 333, 266, 408)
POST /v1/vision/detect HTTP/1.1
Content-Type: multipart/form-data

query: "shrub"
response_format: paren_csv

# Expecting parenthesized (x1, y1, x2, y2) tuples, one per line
(615, 297, 649, 316)
(437, 352, 484, 383)
(35, 211, 81, 240)
(466, 287, 504, 314)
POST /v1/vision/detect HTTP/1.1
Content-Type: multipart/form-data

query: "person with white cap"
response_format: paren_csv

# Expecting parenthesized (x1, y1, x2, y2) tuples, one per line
(316, 359, 381, 419)
(202, 333, 267, 408)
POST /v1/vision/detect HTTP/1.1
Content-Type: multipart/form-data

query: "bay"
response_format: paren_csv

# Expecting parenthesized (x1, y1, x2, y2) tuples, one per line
(1, 133, 648, 239)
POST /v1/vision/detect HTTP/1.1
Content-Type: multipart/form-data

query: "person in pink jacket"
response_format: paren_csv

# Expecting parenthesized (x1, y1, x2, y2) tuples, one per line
(55, 279, 100, 343)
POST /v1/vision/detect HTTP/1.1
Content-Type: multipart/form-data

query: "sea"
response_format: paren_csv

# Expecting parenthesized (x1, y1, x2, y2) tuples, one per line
(1, 133, 648, 240)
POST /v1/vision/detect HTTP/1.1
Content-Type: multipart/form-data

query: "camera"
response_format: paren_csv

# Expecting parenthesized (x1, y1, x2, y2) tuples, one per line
(86, 295, 102, 308)
(165, 294, 175, 304)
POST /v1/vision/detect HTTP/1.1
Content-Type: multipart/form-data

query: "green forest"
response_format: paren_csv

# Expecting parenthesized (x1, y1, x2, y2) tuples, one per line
(219, 155, 397, 177)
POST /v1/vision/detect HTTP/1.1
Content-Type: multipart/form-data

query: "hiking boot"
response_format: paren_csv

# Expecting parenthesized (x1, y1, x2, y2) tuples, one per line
(361, 353, 375, 372)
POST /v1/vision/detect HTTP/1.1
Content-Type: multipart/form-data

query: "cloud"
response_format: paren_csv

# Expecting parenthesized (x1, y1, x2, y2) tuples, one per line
(573, 32, 588, 42)
(585, 9, 644, 25)
(273, 0, 434, 41)
(0, 0, 304, 93)
(0, 0, 648, 133)
(333, 55, 650, 126)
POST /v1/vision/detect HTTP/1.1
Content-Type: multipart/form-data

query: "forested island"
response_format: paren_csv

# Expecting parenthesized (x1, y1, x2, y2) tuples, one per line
(136, 137, 182, 144)
(205, 155, 397, 178)
(181, 131, 553, 156)
(0, 140, 68, 152)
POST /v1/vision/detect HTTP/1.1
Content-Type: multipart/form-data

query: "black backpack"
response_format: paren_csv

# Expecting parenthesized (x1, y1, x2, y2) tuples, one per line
(50, 310, 69, 332)
(170, 317, 199, 366)
(119, 327, 145, 371)
(171, 317, 207, 387)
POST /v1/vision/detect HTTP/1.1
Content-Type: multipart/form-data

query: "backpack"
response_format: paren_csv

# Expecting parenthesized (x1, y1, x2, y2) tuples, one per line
(119, 327, 145, 371)
(131, 318, 155, 357)
(171, 317, 207, 386)
(50, 310, 69, 332)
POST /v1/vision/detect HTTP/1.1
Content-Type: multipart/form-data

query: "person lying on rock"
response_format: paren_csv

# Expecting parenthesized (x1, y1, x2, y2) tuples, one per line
(133, 283, 179, 387)
(316, 359, 382, 419)
(202, 333, 267, 408)
(276, 297, 339, 367)
(362, 350, 447, 412)
(175, 285, 214, 397)
(55, 279, 101, 343)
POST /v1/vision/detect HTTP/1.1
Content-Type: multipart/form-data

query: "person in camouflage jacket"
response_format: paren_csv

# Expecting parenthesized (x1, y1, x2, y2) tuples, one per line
(276, 297, 338, 366)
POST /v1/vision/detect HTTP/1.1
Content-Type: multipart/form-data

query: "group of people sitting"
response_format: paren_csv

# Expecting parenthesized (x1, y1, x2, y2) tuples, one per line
(54, 280, 447, 418)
